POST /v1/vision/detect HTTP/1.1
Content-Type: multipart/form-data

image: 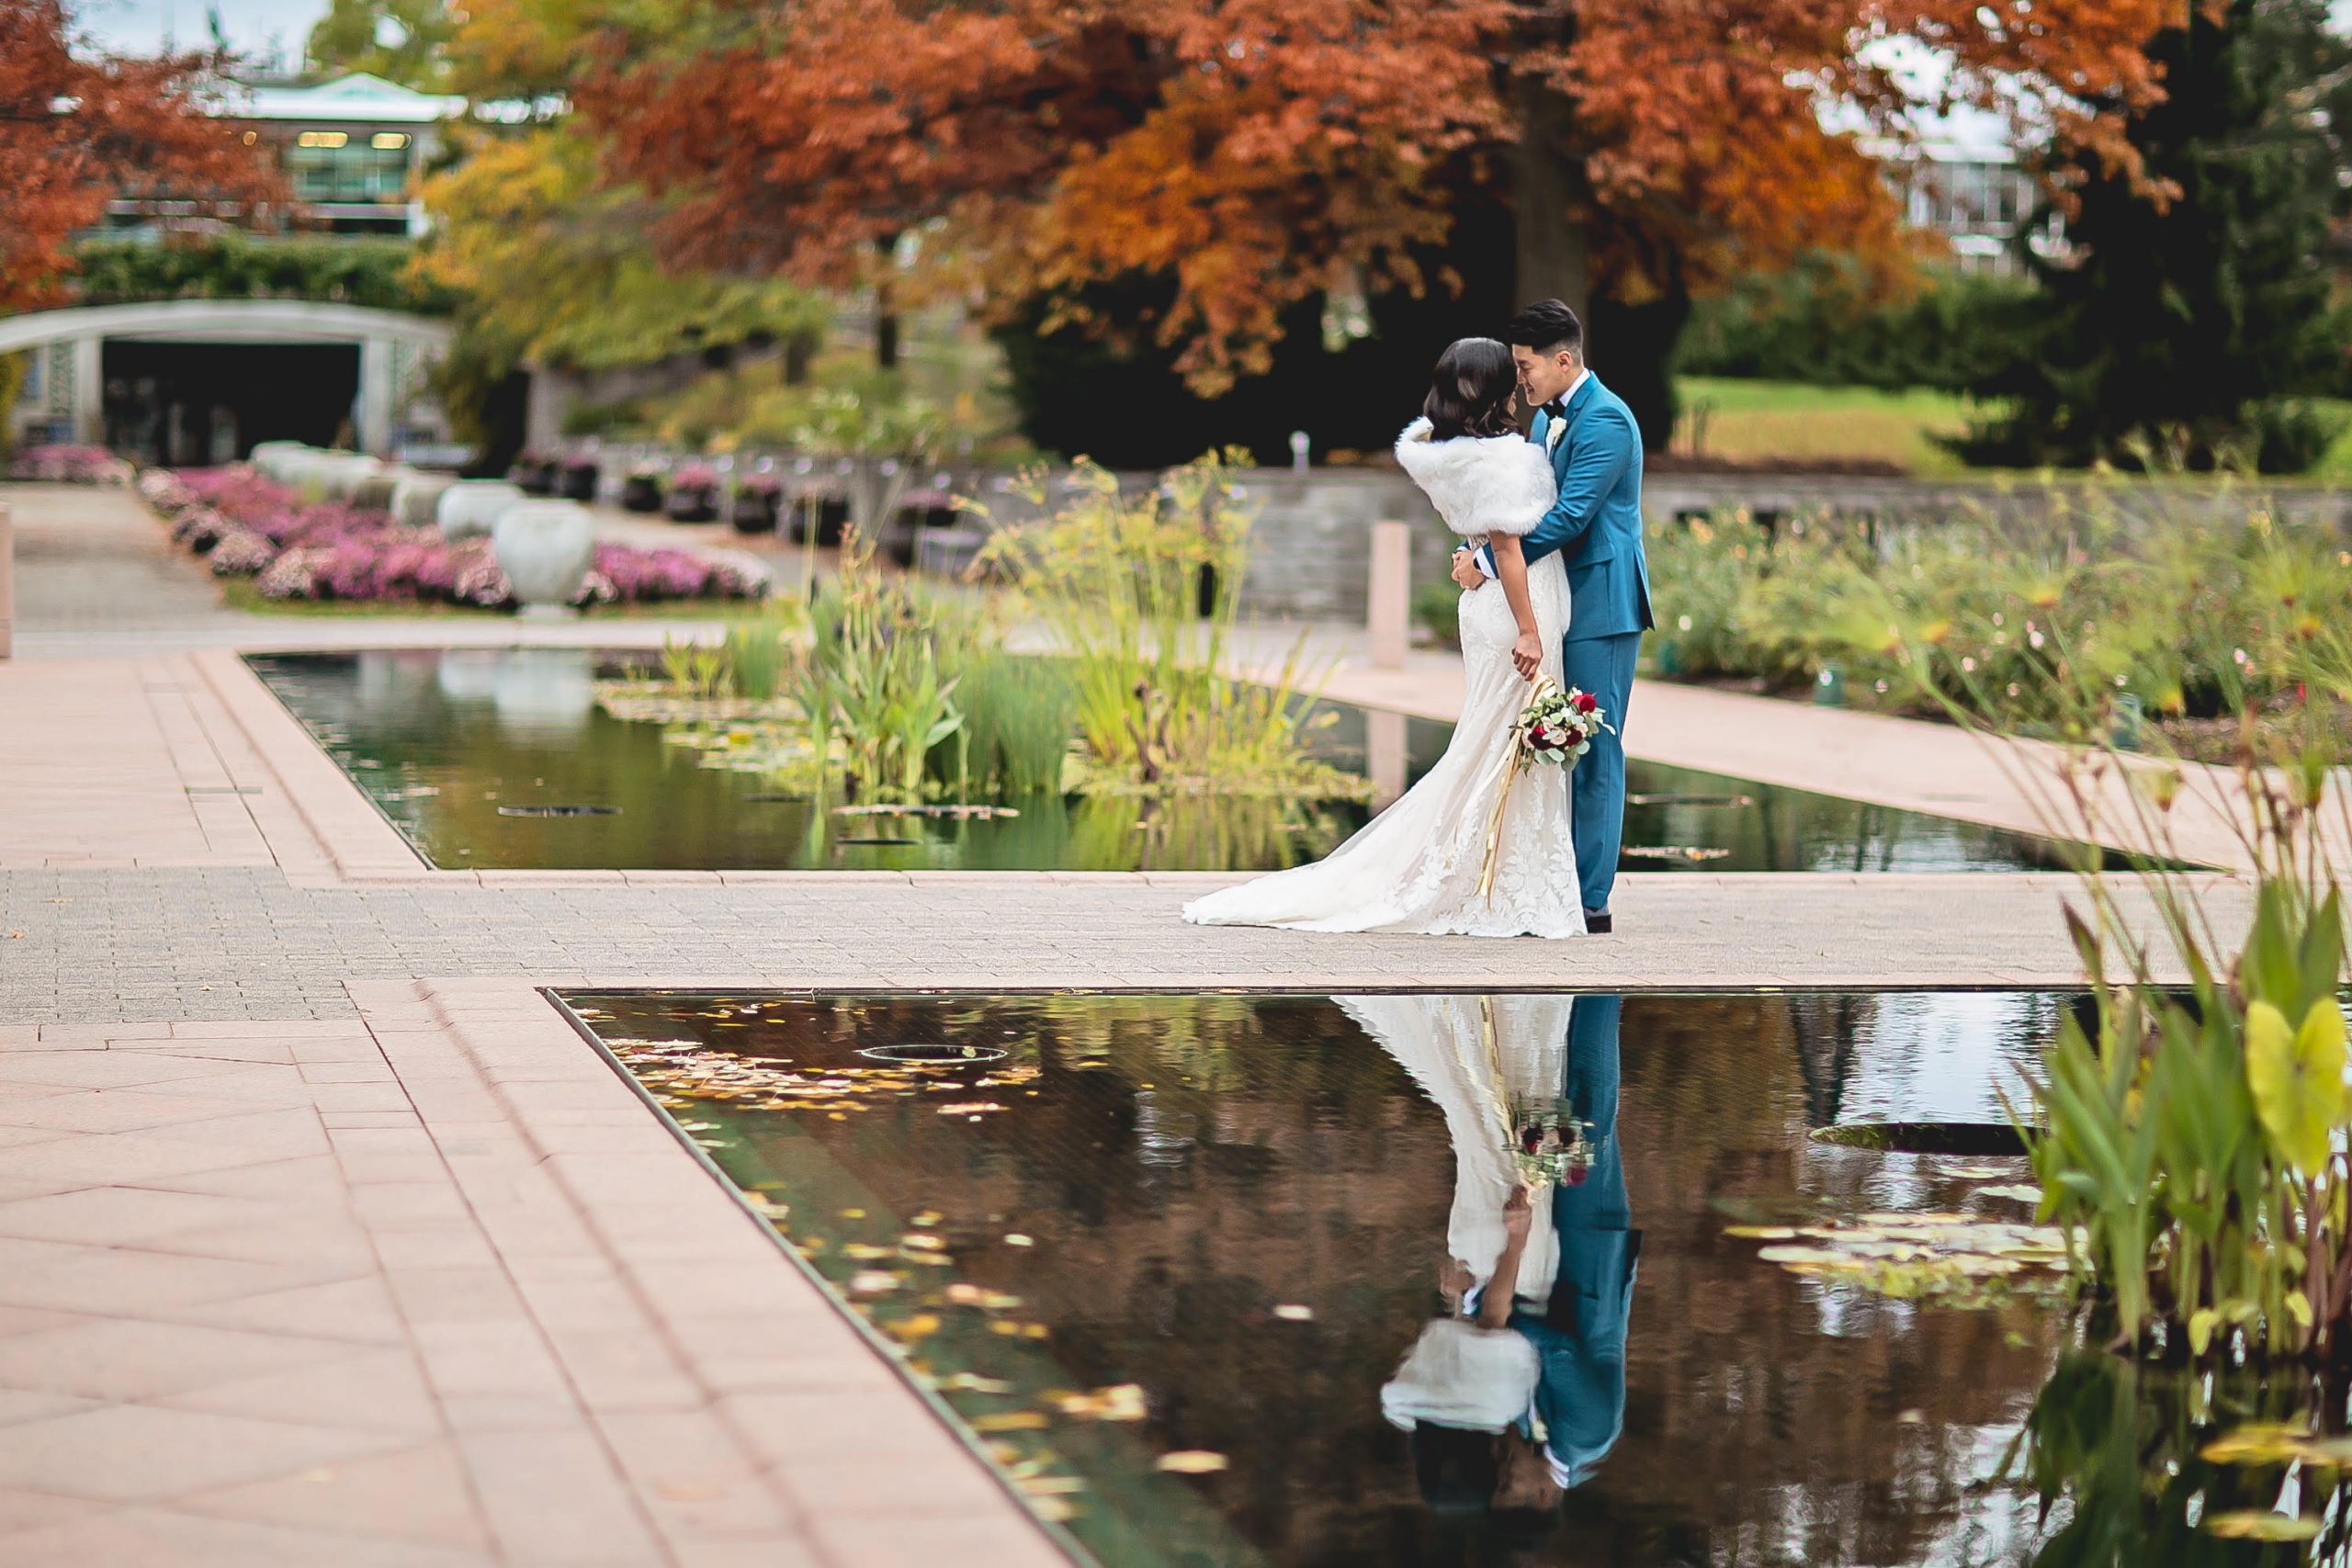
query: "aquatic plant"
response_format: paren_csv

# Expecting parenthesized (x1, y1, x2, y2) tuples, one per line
(1890, 558, 2352, 1365)
(792, 571, 969, 804)
(974, 454, 1350, 798)
(946, 652, 1077, 797)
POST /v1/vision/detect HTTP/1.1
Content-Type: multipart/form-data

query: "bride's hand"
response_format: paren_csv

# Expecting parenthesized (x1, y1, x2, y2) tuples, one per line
(1511, 631, 1542, 680)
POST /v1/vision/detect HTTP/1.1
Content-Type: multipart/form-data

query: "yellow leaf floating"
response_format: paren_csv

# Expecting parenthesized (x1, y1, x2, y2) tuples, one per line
(1156, 1451, 1229, 1474)
(1272, 1304, 1315, 1321)
(885, 1314, 940, 1340)
(2204, 1511, 2323, 1542)
(1048, 1383, 1148, 1421)
(971, 1412, 1050, 1433)
(1722, 1226, 1799, 1240)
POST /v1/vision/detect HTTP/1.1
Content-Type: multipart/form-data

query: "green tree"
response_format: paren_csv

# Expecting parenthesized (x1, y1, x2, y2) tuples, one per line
(413, 127, 827, 461)
(305, 0, 455, 89)
(1960, 0, 2351, 473)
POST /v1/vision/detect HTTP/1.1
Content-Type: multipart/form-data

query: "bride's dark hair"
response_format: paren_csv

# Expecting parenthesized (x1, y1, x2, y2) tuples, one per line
(1421, 337, 1518, 440)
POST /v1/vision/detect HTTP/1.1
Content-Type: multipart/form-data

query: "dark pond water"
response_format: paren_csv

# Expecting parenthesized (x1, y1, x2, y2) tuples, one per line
(553, 986, 2330, 1568)
(249, 649, 2118, 874)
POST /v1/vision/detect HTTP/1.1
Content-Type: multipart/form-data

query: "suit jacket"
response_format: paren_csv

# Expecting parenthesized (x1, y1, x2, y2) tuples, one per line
(1511, 993, 1637, 1487)
(1524, 375, 1655, 644)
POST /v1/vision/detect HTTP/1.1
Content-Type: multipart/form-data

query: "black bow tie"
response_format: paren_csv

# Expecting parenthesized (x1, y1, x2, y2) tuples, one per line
(1542, 399, 1566, 418)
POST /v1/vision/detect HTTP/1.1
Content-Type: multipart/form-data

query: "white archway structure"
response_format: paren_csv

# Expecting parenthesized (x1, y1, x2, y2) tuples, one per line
(0, 300, 452, 456)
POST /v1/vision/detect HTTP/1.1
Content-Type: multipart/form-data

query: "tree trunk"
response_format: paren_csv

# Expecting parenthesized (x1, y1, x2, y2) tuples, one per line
(874, 235, 901, 372)
(1510, 77, 1593, 336)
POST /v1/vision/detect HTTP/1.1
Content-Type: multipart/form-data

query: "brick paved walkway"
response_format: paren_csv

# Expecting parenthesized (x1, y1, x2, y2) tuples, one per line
(0, 480, 2260, 1565)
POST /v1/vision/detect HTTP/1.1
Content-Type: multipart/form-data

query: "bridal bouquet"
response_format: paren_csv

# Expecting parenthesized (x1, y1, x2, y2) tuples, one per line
(1510, 1099, 1594, 1188)
(1478, 677, 1613, 902)
(1517, 682, 1610, 766)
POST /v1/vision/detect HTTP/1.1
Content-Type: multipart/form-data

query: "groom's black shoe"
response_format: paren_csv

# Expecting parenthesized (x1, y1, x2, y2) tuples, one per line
(1583, 909, 1613, 934)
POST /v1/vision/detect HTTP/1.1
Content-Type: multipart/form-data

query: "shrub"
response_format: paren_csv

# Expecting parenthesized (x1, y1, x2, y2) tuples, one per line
(207, 530, 277, 576)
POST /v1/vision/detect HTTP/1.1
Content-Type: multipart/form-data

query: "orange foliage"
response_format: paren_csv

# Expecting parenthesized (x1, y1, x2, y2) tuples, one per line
(0, 0, 281, 313)
(574, 0, 2192, 389)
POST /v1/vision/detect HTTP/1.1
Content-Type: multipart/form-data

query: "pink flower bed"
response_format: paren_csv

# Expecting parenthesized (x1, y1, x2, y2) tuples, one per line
(9, 445, 133, 485)
(139, 464, 763, 608)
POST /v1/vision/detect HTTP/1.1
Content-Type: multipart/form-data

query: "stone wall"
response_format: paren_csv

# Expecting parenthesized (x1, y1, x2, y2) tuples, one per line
(1223, 468, 1453, 620)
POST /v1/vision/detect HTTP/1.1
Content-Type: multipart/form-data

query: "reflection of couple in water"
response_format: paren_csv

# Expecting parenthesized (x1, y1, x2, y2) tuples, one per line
(1342, 994, 1636, 1549)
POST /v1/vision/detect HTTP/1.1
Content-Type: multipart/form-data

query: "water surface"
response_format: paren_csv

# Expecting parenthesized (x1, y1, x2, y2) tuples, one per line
(251, 648, 2109, 874)
(566, 987, 2087, 1567)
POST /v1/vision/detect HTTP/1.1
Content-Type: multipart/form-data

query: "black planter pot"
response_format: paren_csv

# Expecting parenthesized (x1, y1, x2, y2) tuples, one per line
(665, 483, 719, 523)
(729, 490, 781, 533)
(557, 461, 600, 502)
(620, 475, 663, 513)
(512, 458, 558, 495)
(787, 496, 851, 546)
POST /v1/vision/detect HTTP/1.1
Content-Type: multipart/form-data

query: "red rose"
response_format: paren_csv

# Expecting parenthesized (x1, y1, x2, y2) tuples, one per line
(1574, 693, 1598, 714)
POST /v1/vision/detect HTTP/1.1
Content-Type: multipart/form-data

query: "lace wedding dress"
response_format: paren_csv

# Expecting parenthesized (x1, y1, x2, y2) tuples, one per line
(1182, 420, 1585, 939)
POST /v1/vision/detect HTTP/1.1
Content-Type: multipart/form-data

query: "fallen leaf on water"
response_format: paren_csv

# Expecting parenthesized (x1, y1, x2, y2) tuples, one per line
(848, 1270, 898, 1294)
(900, 1234, 945, 1251)
(910, 1211, 943, 1227)
(1048, 1383, 1148, 1421)
(1017, 1475, 1088, 1495)
(938, 1102, 1008, 1116)
(1156, 1451, 1229, 1474)
(1977, 1185, 2043, 1203)
(1003, 1234, 1035, 1247)
(971, 1412, 1050, 1433)
(938, 1372, 1015, 1394)
(1272, 1304, 1315, 1322)
(2204, 1511, 2323, 1541)
(1029, 1496, 1077, 1522)
(884, 1314, 940, 1340)
(842, 1244, 895, 1261)
(1722, 1226, 1799, 1241)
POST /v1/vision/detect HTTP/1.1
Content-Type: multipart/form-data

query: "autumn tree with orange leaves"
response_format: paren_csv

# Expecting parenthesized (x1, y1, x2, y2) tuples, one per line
(0, 0, 280, 314)
(537, 0, 2189, 457)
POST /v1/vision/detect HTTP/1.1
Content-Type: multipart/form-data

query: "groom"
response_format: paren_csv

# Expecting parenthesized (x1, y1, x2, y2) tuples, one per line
(1453, 300, 1653, 933)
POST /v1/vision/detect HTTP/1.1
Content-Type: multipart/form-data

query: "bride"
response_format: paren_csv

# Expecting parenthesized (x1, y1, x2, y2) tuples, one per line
(1183, 338, 1583, 939)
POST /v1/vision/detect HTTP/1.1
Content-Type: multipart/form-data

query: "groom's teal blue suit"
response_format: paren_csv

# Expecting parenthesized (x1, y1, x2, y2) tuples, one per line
(1523, 375, 1652, 915)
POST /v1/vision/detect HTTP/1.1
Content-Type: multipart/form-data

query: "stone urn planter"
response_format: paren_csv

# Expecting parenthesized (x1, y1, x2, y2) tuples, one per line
(436, 480, 525, 542)
(390, 473, 458, 530)
(492, 500, 597, 616)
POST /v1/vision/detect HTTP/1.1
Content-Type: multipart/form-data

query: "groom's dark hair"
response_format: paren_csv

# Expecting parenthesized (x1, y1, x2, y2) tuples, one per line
(1506, 299, 1583, 360)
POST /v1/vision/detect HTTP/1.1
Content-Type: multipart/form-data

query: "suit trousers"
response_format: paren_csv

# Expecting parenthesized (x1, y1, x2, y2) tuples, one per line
(1562, 632, 1641, 914)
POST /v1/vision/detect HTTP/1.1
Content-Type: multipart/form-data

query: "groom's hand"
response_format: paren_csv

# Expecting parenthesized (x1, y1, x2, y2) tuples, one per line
(1450, 548, 1484, 592)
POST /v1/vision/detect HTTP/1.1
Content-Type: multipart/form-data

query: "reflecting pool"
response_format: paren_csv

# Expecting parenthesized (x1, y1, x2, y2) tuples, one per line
(253, 648, 2115, 874)
(565, 987, 2143, 1566)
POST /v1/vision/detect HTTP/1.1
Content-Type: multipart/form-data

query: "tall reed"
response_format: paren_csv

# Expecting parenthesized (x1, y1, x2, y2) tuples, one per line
(973, 454, 1341, 795)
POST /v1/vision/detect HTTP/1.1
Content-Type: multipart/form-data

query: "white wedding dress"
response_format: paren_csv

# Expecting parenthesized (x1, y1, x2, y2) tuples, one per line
(1183, 419, 1585, 939)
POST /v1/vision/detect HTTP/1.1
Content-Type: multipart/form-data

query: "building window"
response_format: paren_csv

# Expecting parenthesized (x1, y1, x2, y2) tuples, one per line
(284, 132, 411, 204)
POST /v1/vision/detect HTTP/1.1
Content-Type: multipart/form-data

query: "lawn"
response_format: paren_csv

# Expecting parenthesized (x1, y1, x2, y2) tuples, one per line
(1672, 378, 1980, 477)
(1674, 376, 2352, 483)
